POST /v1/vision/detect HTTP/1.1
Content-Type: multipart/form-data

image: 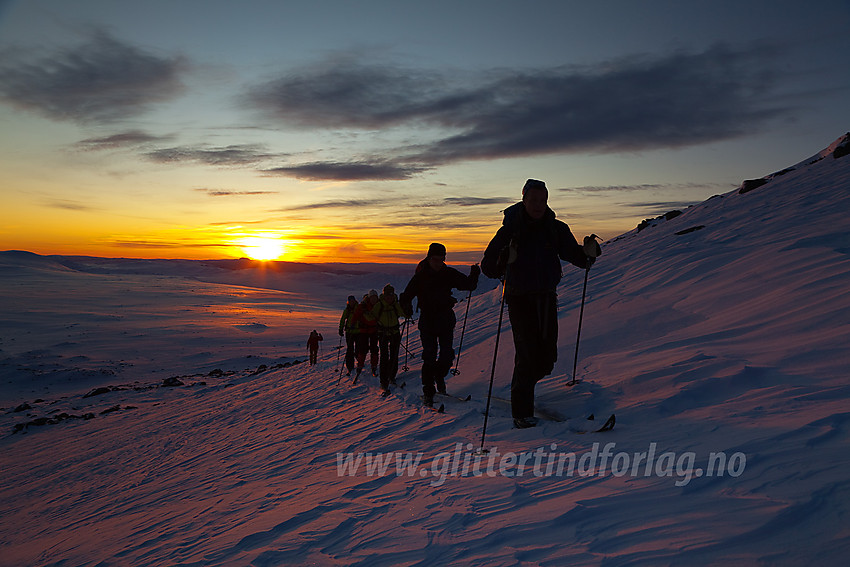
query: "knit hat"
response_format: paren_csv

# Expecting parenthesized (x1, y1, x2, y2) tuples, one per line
(522, 179, 547, 195)
(427, 242, 447, 258)
(383, 283, 394, 294)
(368, 289, 378, 298)
(348, 295, 356, 302)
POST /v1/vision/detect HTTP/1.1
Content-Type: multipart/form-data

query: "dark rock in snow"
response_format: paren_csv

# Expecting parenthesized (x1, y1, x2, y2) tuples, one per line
(84, 387, 111, 398)
(833, 134, 850, 159)
(676, 225, 706, 236)
(739, 178, 768, 194)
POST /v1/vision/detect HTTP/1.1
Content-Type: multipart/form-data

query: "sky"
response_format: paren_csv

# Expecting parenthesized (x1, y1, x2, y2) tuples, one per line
(1, 0, 848, 263)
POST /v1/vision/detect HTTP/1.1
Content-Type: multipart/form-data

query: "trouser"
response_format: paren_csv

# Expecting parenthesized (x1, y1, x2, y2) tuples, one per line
(344, 332, 357, 371)
(356, 333, 378, 371)
(378, 331, 401, 390)
(418, 310, 456, 399)
(309, 348, 318, 365)
(507, 291, 558, 419)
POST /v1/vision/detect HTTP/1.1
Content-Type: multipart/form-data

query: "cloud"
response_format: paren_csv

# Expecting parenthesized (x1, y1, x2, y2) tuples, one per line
(246, 43, 794, 180)
(75, 130, 174, 150)
(561, 182, 735, 194)
(43, 199, 98, 212)
(106, 238, 226, 249)
(625, 201, 703, 214)
(439, 197, 515, 207)
(0, 30, 184, 124)
(195, 189, 277, 197)
(279, 198, 390, 211)
(145, 144, 276, 166)
(245, 59, 443, 129)
(263, 160, 425, 181)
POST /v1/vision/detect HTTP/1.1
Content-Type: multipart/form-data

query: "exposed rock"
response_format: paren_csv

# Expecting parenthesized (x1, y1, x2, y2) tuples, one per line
(834, 134, 850, 159)
(675, 225, 706, 236)
(83, 387, 112, 398)
(739, 178, 768, 194)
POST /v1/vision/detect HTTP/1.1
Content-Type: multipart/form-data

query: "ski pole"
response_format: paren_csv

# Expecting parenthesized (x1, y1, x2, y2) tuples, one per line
(336, 333, 345, 384)
(480, 270, 508, 453)
(451, 286, 473, 376)
(568, 265, 591, 386)
(336, 333, 341, 369)
(568, 236, 601, 386)
(402, 318, 411, 372)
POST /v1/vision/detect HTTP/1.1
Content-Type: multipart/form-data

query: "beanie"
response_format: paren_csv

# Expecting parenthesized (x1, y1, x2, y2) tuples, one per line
(522, 179, 547, 195)
(427, 242, 447, 258)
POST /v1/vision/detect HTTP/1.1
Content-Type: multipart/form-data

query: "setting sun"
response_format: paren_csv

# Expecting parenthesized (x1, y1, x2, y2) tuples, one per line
(240, 237, 286, 261)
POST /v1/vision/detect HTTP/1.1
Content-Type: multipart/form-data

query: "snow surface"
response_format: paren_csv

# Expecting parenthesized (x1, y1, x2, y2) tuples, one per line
(1, 134, 849, 565)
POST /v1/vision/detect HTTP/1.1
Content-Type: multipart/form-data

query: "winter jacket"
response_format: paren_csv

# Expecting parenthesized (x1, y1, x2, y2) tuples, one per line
(400, 259, 478, 318)
(481, 202, 588, 296)
(369, 293, 407, 335)
(352, 298, 379, 335)
(338, 300, 360, 335)
(307, 332, 323, 350)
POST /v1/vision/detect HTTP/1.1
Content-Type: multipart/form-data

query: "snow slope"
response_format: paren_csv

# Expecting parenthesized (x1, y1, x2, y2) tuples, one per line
(1, 134, 849, 565)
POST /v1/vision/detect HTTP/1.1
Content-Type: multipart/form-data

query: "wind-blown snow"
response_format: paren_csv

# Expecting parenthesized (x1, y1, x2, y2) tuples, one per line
(1, 134, 849, 565)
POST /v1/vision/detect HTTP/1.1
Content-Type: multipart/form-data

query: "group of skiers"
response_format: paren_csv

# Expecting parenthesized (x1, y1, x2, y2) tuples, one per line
(337, 284, 408, 393)
(320, 179, 600, 428)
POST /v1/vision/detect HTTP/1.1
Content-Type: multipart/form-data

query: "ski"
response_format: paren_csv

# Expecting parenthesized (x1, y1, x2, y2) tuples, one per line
(436, 392, 471, 402)
(572, 413, 616, 434)
(488, 396, 613, 431)
(419, 397, 446, 413)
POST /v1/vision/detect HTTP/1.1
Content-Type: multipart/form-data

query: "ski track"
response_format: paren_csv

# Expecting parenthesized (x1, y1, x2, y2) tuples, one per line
(2, 137, 850, 564)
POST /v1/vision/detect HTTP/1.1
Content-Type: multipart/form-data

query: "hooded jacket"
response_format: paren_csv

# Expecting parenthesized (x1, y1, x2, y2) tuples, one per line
(399, 259, 478, 317)
(481, 201, 588, 295)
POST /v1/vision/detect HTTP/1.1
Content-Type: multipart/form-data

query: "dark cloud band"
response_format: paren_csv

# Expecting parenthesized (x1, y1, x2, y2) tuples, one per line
(0, 30, 184, 124)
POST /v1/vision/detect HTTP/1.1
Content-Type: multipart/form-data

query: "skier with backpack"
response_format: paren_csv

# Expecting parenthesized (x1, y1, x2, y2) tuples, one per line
(306, 329, 324, 366)
(481, 179, 600, 428)
(338, 295, 360, 376)
(371, 284, 407, 396)
(352, 290, 380, 378)
(400, 243, 480, 408)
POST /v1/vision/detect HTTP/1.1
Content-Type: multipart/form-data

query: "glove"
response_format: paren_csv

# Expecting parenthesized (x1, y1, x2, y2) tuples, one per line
(469, 264, 480, 278)
(583, 234, 602, 258)
(339, 328, 344, 337)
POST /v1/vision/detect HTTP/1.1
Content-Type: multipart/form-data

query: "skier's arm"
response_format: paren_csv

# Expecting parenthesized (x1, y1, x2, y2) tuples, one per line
(339, 309, 348, 335)
(481, 227, 510, 279)
(399, 275, 419, 317)
(452, 265, 480, 291)
(556, 222, 590, 269)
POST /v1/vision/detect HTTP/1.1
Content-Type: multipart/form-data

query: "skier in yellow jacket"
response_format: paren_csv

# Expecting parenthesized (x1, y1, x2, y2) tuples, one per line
(369, 284, 407, 396)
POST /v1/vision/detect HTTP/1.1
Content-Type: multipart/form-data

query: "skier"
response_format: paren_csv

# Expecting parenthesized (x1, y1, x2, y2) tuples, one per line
(371, 284, 406, 396)
(352, 290, 380, 377)
(306, 329, 324, 366)
(338, 295, 359, 375)
(481, 179, 597, 428)
(400, 243, 480, 407)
